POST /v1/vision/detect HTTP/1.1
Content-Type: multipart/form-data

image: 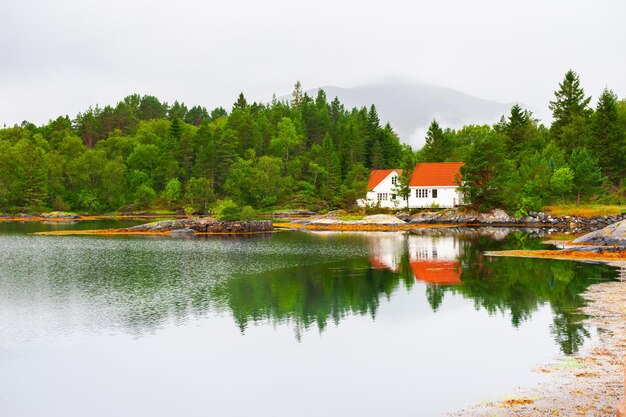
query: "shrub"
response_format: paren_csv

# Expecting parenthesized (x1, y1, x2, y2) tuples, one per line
(215, 199, 240, 221)
(134, 184, 156, 209)
(240, 206, 257, 220)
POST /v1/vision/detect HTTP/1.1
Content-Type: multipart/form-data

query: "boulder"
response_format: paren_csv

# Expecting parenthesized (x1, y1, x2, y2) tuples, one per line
(573, 220, 626, 246)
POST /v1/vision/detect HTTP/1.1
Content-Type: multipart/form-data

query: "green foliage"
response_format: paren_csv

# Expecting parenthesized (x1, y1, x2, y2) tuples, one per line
(185, 177, 214, 213)
(458, 131, 510, 211)
(422, 120, 451, 162)
(0, 89, 407, 214)
(569, 148, 605, 205)
(549, 70, 592, 151)
(240, 205, 257, 220)
(215, 199, 240, 221)
(550, 167, 574, 201)
(0, 74, 623, 214)
(134, 184, 156, 209)
(162, 178, 181, 208)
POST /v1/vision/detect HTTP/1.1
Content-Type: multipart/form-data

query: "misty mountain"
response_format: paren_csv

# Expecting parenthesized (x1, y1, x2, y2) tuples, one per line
(291, 82, 517, 148)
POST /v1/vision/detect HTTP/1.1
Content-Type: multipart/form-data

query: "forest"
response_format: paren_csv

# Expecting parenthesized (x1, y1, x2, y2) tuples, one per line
(0, 71, 624, 215)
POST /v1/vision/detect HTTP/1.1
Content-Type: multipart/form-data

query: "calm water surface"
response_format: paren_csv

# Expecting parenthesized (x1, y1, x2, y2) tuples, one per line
(0, 222, 618, 417)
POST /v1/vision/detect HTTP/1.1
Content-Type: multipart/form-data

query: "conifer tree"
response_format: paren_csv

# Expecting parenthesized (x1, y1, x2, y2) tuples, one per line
(232, 93, 248, 111)
(549, 70, 592, 151)
(321, 133, 342, 199)
(422, 120, 451, 162)
(291, 81, 303, 109)
(590, 88, 625, 183)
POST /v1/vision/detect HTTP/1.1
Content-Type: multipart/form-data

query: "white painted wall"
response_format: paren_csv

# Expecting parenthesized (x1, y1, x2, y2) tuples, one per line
(407, 186, 463, 209)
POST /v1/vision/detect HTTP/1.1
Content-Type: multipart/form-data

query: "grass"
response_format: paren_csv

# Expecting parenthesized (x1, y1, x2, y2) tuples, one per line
(544, 204, 626, 218)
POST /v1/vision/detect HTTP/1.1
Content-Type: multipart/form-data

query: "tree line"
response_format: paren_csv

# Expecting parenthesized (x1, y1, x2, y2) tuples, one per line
(417, 70, 626, 213)
(0, 72, 624, 214)
(0, 82, 408, 213)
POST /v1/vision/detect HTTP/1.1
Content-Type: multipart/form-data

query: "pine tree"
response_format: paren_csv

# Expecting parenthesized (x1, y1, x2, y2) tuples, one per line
(321, 133, 342, 201)
(549, 70, 592, 151)
(422, 120, 451, 162)
(169, 117, 182, 142)
(504, 104, 534, 152)
(590, 89, 625, 183)
(233, 93, 248, 111)
(291, 81, 303, 109)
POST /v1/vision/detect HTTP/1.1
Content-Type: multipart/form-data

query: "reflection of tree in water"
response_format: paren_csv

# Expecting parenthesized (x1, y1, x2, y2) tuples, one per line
(446, 234, 617, 354)
(211, 257, 415, 340)
(34, 230, 616, 353)
(215, 231, 617, 353)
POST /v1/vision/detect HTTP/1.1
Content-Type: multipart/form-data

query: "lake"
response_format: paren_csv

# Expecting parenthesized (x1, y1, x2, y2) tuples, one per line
(0, 222, 618, 417)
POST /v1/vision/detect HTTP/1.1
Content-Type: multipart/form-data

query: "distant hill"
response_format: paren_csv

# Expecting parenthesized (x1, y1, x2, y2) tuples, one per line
(288, 82, 517, 148)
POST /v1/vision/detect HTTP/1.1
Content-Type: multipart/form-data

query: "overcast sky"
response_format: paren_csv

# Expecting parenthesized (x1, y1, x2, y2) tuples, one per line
(1, 0, 624, 128)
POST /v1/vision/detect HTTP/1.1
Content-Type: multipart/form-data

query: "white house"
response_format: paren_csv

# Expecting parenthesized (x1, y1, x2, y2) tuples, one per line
(361, 169, 405, 209)
(407, 162, 464, 208)
(359, 162, 464, 209)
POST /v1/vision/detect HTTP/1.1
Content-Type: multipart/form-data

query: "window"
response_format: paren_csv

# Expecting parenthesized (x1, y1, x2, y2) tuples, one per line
(432, 189, 438, 198)
(391, 194, 396, 200)
(377, 193, 388, 201)
(415, 189, 428, 198)
(391, 176, 397, 185)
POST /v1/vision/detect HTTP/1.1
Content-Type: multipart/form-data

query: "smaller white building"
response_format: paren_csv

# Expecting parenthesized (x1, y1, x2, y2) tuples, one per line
(361, 169, 405, 209)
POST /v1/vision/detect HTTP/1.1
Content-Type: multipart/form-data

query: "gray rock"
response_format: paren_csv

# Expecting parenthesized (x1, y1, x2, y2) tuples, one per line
(169, 228, 195, 235)
(573, 220, 626, 246)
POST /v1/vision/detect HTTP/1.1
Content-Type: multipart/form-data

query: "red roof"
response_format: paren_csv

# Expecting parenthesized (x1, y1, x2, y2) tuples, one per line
(367, 169, 402, 190)
(409, 162, 464, 187)
(410, 260, 462, 285)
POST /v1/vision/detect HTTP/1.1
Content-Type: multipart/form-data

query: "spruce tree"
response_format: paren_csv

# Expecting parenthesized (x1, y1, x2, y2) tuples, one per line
(590, 88, 625, 183)
(291, 81, 303, 109)
(321, 133, 342, 200)
(422, 120, 451, 162)
(549, 70, 592, 151)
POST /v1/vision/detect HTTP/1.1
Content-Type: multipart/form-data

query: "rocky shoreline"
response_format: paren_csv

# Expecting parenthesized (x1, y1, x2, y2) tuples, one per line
(129, 218, 274, 234)
(33, 218, 274, 236)
(282, 209, 626, 233)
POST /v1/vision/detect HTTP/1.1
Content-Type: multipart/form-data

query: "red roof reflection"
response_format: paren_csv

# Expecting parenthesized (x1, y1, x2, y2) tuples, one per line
(410, 260, 462, 285)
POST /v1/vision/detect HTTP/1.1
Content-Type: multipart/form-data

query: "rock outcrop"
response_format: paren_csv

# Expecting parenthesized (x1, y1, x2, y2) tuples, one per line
(407, 208, 626, 233)
(130, 218, 273, 234)
(573, 220, 626, 247)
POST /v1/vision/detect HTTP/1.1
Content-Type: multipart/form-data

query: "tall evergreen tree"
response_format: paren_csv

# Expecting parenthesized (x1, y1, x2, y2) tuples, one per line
(320, 133, 342, 200)
(291, 81, 304, 109)
(549, 70, 592, 151)
(422, 120, 451, 162)
(590, 88, 625, 183)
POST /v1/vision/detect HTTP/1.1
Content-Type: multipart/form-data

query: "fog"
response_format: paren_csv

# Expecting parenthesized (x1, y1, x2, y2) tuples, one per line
(1, 0, 624, 139)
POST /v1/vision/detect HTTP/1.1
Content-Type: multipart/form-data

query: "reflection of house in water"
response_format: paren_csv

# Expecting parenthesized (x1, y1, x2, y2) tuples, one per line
(408, 235, 462, 285)
(367, 232, 406, 272)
